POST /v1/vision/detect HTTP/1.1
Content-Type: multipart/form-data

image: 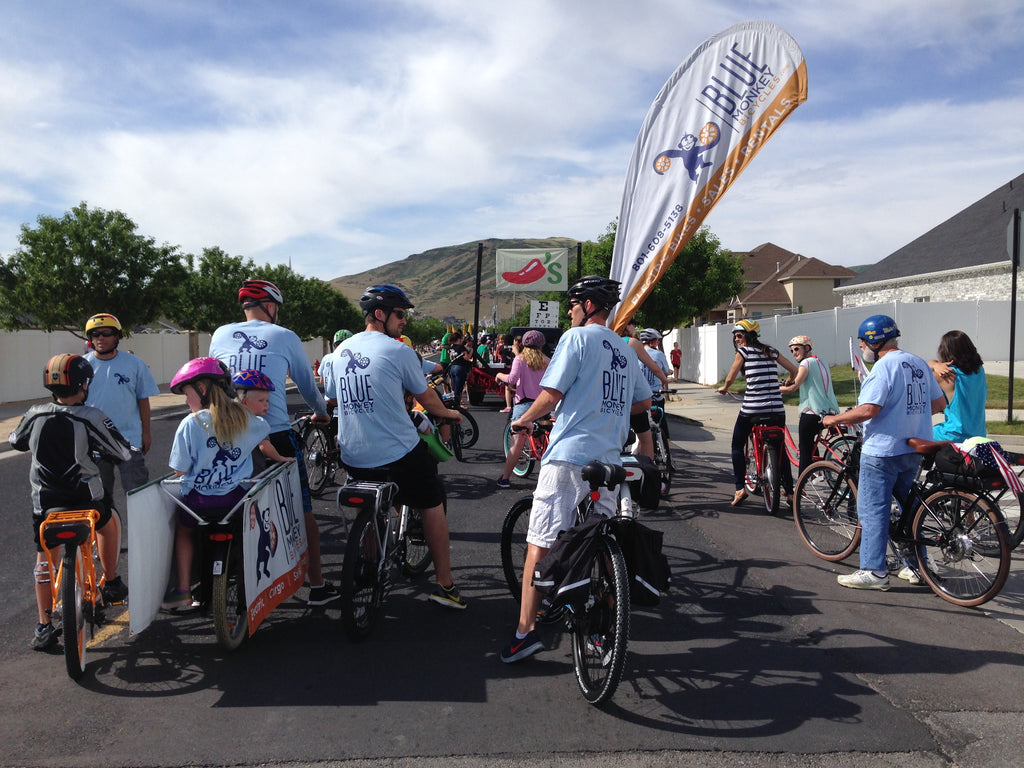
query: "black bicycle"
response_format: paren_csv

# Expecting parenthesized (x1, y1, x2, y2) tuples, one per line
(296, 414, 348, 497)
(794, 439, 1011, 607)
(439, 392, 478, 461)
(500, 459, 654, 705)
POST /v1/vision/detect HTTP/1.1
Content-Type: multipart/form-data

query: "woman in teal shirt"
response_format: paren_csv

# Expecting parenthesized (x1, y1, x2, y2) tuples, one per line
(929, 330, 986, 441)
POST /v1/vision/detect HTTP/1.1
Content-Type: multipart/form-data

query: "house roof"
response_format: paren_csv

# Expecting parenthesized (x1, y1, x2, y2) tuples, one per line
(842, 172, 1024, 288)
(778, 256, 857, 282)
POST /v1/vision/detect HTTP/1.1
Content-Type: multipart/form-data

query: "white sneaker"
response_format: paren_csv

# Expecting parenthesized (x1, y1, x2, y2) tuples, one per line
(837, 569, 890, 591)
(897, 566, 922, 585)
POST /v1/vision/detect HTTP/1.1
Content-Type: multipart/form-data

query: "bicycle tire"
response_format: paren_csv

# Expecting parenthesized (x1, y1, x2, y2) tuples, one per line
(660, 418, 674, 474)
(449, 420, 464, 462)
(992, 486, 1024, 550)
(212, 537, 248, 650)
(743, 434, 760, 494)
(401, 505, 435, 577)
(502, 422, 535, 478)
(794, 460, 861, 561)
(62, 546, 88, 680)
(652, 428, 671, 496)
(340, 507, 386, 642)
(457, 408, 479, 449)
(762, 442, 781, 515)
(570, 533, 630, 705)
(824, 435, 858, 465)
(500, 497, 533, 601)
(912, 489, 1010, 607)
(303, 424, 334, 497)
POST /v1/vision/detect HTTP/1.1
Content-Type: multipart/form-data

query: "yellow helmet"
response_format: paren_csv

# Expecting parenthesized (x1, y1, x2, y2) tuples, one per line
(85, 313, 122, 335)
(733, 319, 760, 335)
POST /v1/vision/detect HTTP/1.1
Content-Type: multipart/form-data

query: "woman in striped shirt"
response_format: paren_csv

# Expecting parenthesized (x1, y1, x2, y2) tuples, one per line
(717, 320, 799, 507)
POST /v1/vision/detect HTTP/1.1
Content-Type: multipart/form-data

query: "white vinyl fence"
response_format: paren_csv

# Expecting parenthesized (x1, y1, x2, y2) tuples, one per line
(670, 300, 1023, 386)
(0, 330, 326, 404)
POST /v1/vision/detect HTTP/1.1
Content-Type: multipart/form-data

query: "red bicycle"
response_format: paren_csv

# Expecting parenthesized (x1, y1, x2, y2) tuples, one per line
(742, 417, 788, 515)
(502, 417, 554, 478)
(780, 420, 858, 472)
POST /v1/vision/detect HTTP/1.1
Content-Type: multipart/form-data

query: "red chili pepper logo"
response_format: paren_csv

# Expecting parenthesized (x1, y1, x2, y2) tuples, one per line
(502, 258, 546, 285)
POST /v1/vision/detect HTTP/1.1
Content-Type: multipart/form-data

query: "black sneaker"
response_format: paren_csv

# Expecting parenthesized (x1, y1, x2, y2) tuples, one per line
(428, 582, 468, 610)
(500, 629, 543, 663)
(31, 622, 59, 651)
(308, 581, 341, 606)
(102, 576, 129, 605)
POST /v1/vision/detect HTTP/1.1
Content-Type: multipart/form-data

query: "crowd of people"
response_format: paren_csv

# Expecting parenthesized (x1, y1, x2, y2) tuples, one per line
(10, 274, 993, 652)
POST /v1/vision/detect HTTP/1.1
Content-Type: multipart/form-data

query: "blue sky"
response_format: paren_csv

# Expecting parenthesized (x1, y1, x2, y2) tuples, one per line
(1, 1, 1022, 281)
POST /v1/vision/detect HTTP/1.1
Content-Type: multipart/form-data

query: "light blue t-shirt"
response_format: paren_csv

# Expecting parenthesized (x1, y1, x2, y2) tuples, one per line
(169, 411, 270, 496)
(542, 324, 652, 466)
(319, 349, 338, 417)
(328, 331, 427, 468)
(859, 349, 943, 457)
(84, 350, 160, 448)
(642, 348, 670, 392)
(209, 320, 327, 433)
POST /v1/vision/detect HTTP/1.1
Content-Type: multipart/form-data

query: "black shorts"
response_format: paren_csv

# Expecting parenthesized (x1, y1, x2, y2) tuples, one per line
(344, 440, 446, 509)
(33, 500, 113, 553)
(630, 411, 651, 434)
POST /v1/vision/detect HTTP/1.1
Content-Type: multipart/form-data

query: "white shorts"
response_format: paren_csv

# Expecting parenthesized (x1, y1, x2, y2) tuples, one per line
(527, 460, 617, 548)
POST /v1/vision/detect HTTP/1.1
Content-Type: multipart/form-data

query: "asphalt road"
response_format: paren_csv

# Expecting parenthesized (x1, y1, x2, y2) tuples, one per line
(1, 390, 1022, 768)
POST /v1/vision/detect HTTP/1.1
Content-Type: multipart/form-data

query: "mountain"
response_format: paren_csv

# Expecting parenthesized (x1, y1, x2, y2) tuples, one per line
(329, 237, 579, 323)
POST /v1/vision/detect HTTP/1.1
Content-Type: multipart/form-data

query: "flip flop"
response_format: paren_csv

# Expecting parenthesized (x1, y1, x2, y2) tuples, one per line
(731, 490, 748, 506)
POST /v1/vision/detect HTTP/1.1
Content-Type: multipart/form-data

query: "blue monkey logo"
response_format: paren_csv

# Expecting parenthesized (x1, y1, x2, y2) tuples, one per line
(653, 122, 721, 181)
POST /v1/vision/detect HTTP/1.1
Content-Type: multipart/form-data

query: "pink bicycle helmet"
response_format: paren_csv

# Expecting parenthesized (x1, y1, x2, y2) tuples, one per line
(171, 357, 233, 394)
(231, 369, 276, 391)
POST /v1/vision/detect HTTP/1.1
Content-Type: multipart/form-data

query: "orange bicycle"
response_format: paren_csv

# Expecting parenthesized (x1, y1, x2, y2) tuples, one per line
(38, 507, 121, 680)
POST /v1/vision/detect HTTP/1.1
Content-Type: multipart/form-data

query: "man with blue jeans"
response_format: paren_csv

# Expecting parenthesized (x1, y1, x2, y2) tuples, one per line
(822, 314, 945, 590)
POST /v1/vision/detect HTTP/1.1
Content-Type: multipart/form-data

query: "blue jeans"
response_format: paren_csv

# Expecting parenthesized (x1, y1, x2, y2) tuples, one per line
(856, 452, 921, 572)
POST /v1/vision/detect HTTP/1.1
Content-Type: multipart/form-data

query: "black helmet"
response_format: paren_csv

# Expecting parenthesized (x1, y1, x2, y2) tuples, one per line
(567, 275, 620, 311)
(359, 284, 414, 316)
(44, 353, 93, 396)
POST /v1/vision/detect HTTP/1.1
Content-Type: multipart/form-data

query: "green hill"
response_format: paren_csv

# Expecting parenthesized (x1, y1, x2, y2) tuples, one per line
(330, 237, 579, 323)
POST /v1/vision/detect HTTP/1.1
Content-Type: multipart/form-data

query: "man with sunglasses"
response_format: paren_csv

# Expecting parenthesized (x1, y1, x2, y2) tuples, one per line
(209, 279, 338, 605)
(327, 284, 468, 609)
(83, 313, 160, 495)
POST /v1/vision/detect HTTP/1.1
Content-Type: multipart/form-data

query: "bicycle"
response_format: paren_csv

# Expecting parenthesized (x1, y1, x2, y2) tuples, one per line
(780, 418, 858, 470)
(793, 438, 1011, 607)
(500, 457, 656, 705)
(38, 506, 123, 680)
(649, 390, 676, 495)
(295, 413, 348, 497)
(336, 481, 437, 642)
(439, 392, 478, 461)
(502, 416, 554, 478)
(721, 392, 789, 515)
(159, 478, 252, 650)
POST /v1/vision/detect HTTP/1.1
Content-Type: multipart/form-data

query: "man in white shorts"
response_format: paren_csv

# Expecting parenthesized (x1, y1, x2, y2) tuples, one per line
(500, 276, 651, 663)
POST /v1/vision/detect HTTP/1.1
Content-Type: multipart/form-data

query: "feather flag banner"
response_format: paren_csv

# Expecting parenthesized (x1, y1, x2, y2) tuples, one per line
(608, 21, 807, 332)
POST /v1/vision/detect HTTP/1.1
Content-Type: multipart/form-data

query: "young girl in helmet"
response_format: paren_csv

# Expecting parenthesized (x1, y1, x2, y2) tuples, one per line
(717, 319, 799, 507)
(163, 358, 271, 608)
(232, 369, 295, 473)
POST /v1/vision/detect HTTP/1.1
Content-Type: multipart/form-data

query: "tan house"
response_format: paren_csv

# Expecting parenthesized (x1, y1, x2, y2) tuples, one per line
(701, 243, 857, 325)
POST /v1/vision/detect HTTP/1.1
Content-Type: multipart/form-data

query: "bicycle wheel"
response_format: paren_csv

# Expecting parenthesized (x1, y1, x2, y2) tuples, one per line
(660, 418, 675, 474)
(503, 422, 535, 478)
(401, 505, 434, 577)
(449, 420, 464, 462)
(61, 546, 89, 680)
(652, 428, 672, 496)
(212, 538, 248, 650)
(500, 497, 533, 601)
(340, 507, 386, 641)
(912, 489, 1010, 607)
(456, 408, 479, 448)
(303, 424, 334, 497)
(991, 487, 1024, 550)
(570, 533, 630, 705)
(794, 460, 861, 561)
(762, 442, 781, 515)
(824, 435, 858, 465)
(743, 434, 760, 494)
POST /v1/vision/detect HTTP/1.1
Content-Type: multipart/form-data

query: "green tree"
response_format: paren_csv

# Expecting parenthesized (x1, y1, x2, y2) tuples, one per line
(406, 316, 446, 346)
(252, 263, 361, 341)
(0, 202, 185, 334)
(167, 247, 257, 333)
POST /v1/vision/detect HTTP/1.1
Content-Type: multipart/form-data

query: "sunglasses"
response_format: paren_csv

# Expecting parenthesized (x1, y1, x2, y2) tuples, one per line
(88, 330, 118, 338)
(569, 300, 582, 308)
(789, 345, 805, 351)
(390, 309, 406, 319)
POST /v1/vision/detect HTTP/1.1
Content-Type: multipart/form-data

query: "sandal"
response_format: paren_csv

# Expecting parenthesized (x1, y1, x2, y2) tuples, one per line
(731, 489, 748, 507)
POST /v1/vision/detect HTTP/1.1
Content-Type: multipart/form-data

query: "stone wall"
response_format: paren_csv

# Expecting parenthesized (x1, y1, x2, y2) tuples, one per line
(840, 264, 1011, 307)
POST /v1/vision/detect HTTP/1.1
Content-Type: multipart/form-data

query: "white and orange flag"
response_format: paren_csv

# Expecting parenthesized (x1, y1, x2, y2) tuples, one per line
(608, 21, 808, 333)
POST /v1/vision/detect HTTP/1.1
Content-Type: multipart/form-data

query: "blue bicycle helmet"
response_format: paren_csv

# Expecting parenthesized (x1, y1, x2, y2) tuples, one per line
(231, 369, 276, 392)
(858, 314, 900, 344)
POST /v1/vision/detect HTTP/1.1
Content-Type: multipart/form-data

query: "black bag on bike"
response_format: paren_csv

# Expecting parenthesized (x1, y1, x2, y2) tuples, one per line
(933, 443, 1001, 483)
(627, 455, 662, 511)
(609, 518, 671, 606)
(532, 515, 606, 607)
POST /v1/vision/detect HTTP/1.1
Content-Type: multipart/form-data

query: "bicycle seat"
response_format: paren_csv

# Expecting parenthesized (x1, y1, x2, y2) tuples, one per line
(581, 461, 628, 491)
(907, 437, 954, 455)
